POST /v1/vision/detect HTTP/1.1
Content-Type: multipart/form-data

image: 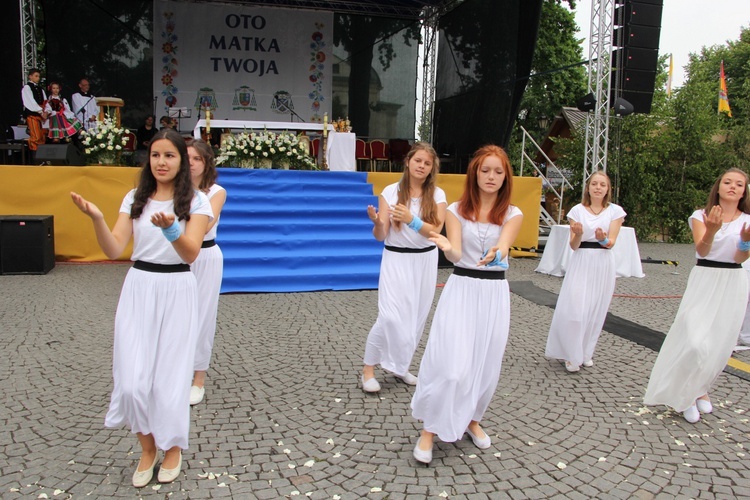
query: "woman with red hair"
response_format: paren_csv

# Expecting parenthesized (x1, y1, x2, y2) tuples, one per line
(410, 145, 523, 464)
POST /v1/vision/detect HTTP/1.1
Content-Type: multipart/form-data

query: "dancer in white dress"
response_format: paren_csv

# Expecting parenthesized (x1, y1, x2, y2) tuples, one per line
(362, 142, 447, 392)
(545, 171, 625, 373)
(186, 139, 226, 406)
(645, 168, 750, 423)
(410, 145, 523, 464)
(70, 129, 212, 487)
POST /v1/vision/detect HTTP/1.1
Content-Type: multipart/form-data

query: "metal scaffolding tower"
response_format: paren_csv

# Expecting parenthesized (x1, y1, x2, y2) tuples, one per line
(420, 7, 438, 141)
(582, 0, 614, 182)
(20, 0, 38, 78)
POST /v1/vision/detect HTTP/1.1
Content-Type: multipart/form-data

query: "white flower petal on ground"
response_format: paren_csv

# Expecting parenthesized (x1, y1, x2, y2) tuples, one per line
(288, 463, 296, 469)
(370, 487, 382, 493)
(326, 438, 334, 445)
(304, 460, 315, 467)
(557, 462, 567, 470)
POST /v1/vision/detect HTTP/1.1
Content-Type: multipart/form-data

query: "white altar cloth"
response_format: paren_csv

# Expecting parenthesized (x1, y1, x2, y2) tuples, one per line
(535, 225, 645, 278)
(192, 120, 354, 171)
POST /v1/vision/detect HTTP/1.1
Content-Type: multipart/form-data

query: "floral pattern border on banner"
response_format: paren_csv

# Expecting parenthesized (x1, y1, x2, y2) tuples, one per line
(308, 23, 326, 123)
(160, 12, 179, 109)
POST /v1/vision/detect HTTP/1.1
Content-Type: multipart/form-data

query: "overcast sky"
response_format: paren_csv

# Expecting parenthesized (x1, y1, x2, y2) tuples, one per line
(573, 0, 750, 89)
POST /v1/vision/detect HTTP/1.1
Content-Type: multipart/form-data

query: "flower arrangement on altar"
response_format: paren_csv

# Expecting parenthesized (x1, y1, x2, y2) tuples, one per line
(80, 117, 130, 165)
(216, 129, 318, 170)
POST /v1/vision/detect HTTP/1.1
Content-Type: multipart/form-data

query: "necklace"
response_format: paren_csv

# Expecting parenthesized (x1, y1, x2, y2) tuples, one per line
(476, 220, 491, 253)
(721, 209, 740, 231)
(589, 205, 605, 216)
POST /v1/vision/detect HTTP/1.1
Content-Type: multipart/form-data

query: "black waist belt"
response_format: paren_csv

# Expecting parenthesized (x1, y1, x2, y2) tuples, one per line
(133, 260, 190, 273)
(696, 259, 741, 269)
(385, 245, 435, 254)
(453, 266, 506, 280)
(201, 239, 216, 248)
(578, 241, 609, 249)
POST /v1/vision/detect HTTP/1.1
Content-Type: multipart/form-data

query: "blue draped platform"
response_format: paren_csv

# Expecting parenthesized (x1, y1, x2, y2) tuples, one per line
(216, 168, 383, 293)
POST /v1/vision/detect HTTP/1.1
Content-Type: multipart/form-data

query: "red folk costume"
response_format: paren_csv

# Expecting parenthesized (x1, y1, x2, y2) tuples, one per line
(44, 95, 83, 140)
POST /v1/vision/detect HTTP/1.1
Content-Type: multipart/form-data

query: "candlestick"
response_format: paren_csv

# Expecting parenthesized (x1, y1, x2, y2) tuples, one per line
(205, 109, 211, 134)
(323, 113, 328, 137)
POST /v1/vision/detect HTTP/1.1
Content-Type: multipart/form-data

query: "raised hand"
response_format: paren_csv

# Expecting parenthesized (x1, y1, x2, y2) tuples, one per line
(570, 221, 583, 236)
(428, 230, 451, 252)
(367, 205, 379, 224)
(150, 211, 175, 229)
(478, 248, 497, 267)
(594, 227, 607, 242)
(390, 203, 412, 224)
(70, 191, 103, 220)
(703, 205, 723, 236)
(741, 222, 750, 243)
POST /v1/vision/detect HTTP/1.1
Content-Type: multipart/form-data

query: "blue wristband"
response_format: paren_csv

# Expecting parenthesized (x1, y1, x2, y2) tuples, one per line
(484, 250, 509, 269)
(407, 215, 424, 232)
(598, 237, 610, 247)
(738, 238, 750, 252)
(161, 219, 181, 243)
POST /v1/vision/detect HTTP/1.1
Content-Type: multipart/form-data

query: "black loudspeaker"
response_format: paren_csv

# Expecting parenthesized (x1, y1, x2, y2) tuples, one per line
(35, 144, 85, 166)
(612, 0, 662, 114)
(612, 47, 658, 71)
(614, 2, 663, 28)
(613, 97, 635, 116)
(0, 215, 55, 274)
(576, 92, 597, 112)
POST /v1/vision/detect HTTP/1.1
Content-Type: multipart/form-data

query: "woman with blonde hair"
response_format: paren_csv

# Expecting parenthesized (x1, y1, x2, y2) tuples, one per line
(362, 142, 447, 392)
(545, 170, 626, 372)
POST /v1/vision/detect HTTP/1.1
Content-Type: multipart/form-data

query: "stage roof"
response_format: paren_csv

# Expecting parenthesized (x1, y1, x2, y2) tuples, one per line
(192, 0, 452, 19)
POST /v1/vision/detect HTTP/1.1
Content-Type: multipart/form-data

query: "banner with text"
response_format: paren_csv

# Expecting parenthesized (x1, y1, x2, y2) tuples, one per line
(154, 0, 333, 130)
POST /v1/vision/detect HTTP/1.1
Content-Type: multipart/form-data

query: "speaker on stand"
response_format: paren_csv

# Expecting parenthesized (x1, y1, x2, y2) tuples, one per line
(34, 143, 86, 166)
(0, 215, 55, 274)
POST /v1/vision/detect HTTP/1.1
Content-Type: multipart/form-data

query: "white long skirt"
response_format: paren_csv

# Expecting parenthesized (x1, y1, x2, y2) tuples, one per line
(411, 273, 510, 442)
(192, 244, 223, 371)
(644, 265, 747, 412)
(545, 248, 616, 366)
(104, 267, 198, 451)
(738, 270, 750, 345)
(363, 248, 438, 376)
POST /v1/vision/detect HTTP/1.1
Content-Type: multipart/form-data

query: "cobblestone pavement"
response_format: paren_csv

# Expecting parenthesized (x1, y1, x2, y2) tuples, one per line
(2, 242, 750, 499)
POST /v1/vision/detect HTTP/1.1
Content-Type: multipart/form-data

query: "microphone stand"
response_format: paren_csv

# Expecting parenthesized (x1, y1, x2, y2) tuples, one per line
(274, 95, 305, 122)
(76, 94, 96, 130)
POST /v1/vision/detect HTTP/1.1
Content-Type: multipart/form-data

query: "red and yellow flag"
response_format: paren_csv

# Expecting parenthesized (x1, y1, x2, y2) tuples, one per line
(666, 54, 674, 97)
(719, 60, 732, 117)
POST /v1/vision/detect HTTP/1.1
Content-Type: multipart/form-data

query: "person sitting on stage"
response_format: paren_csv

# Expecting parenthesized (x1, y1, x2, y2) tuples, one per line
(159, 115, 175, 130)
(21, 68, 48, 152)
(44, 82, 83, 143)
(137, 115, 158, 150)
(71, 78, 98, 132)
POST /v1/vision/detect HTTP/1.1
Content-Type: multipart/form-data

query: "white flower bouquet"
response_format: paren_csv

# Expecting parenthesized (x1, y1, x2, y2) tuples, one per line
(80, 117, 130, 165)
(216, 129, 318, 170)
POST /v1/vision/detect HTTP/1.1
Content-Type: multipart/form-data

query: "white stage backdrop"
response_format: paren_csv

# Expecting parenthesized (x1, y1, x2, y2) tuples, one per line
(154, 0, 333, 130)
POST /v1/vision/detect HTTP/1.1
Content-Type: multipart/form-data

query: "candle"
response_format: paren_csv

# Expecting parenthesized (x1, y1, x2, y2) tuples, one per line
(205, 109, 211, 133)
(323, 113, 328, 137)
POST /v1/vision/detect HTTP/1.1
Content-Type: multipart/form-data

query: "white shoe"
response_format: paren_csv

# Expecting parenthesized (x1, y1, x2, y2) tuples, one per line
(189, 386, 205, 406)
(361, 375, 381, 393)
(565, 361, 580, 373)
(413, 437, 433, 464)
(397, 372, 418, 385)
(696, 398, 713, 414)
(132, 452, 159, 488)
(683, 405, 700, 423)
(466, 427, 491, 449)
(157, 451, 182, 483)
(582, 359, 594, 367)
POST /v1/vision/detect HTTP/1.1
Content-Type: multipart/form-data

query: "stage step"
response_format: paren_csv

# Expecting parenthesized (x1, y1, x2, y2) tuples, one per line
(215, 169, 383, 293)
